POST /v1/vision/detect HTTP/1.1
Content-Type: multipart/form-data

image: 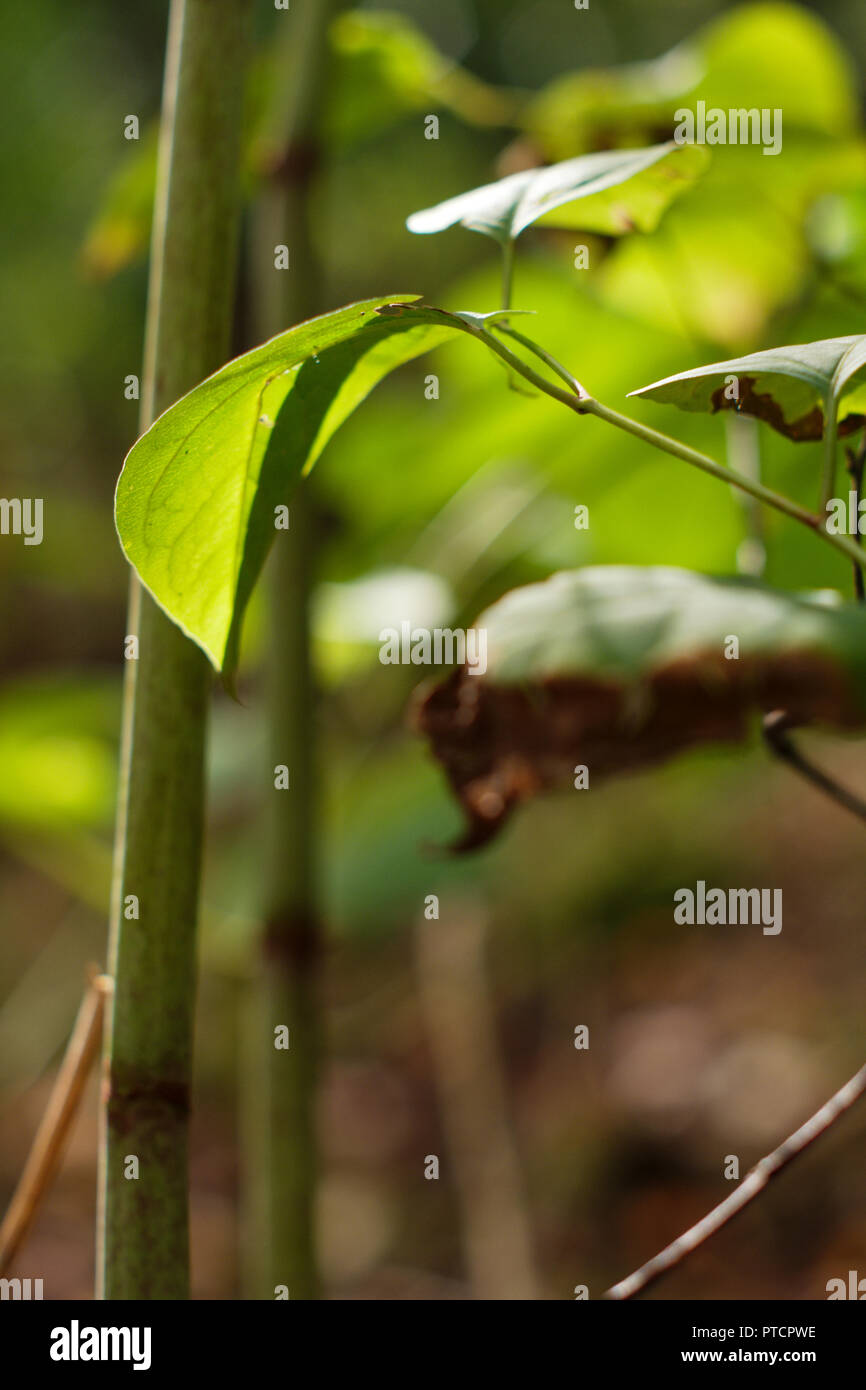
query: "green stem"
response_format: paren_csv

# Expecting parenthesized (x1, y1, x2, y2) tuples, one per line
(97, 0, 250, 1300)
(763, 711, 866, 826)
(725, 413, 765, 578)
(242, 0, 341, 1301)
(584, 397, 820, 530)
(846, 434, 866, 601)
(500, 237, 515, 312)
(477, 322, 866, 582)
(587, 398, 866, 579)
(498, 322, 589, 398)
(821, 394, 840, 513)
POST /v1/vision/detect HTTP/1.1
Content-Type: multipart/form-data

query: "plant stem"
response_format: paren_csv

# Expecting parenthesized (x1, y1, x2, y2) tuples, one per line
(97, 0, 250, 1300)
(605, 1055, 866, 1299)
(585, 396, 821, 528)
(497, 322, 590, 398)
(821, 393, 840, 513)
(587, 398, 866, 579)
(846, 434, 866, 601)
(242, 0, 341, 1301)
(476, 322, 866, 583)
(762, 711, 866, 825)
(725, 413, 765, 577)
(500, 237, 515, 312)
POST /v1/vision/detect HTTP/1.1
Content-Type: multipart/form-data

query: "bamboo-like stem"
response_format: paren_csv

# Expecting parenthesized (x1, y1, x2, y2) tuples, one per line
(242, 0, 341, 1301)
(1, 973, 111, 1274)
(604, 1057, 866, 1299)
(97, 0, 250, 1300)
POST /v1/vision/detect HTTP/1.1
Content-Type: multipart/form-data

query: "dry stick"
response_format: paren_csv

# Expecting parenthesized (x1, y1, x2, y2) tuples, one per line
(605, 1058, 866, 1300)
(762, 710, 866, 826)
(1, 974, 112, 1274)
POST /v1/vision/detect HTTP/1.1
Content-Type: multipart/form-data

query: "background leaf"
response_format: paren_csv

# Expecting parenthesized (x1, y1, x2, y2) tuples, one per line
(416, 565, 866, 847)
(630, 335, 866, 440)
(406, 141, 706, 242)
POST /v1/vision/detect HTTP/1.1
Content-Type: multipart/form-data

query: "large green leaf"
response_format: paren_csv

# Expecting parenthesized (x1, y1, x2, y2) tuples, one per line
(415, 565, 866, 848)
(115, 295, 484, 675)
(630, 335, 866, 440)
(406, 141, 707, 243)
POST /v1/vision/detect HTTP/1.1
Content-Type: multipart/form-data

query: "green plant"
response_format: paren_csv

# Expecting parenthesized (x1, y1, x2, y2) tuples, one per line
(113, 118, 866, 1297)
(116, 162, 866, 671)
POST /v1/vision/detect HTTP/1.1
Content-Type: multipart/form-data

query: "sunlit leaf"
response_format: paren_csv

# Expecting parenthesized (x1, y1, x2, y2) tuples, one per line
(630, 335, 866, 440)
(324, 10, 515, 149)
(416, 565, 866, 848)
(115, 296, 491, 675)
(406, 142, 707, 243)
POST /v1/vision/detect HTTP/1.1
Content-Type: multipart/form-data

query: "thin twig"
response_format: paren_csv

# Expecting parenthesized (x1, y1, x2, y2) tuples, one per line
(604, 1057, 866, 1299)
(762, 710, 866, 826)
(477, 319, 866, 582)
(0, 971, 112, 1274)
(497, 322, 591, 399)
(845, 432, 866, 601)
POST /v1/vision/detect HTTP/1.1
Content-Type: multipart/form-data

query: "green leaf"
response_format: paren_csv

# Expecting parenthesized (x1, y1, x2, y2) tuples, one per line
(595, 139, 866, 349)
(115, 295, 482, 676)
(323, 10, 515, 149)
(526, 2, 858, 160)
(80, 130, 157, 280)
(415, 565, 866, 848)
(630, 335, 866, 441)
(0, 675, 118, 831)
(406, 141, 707, 244)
